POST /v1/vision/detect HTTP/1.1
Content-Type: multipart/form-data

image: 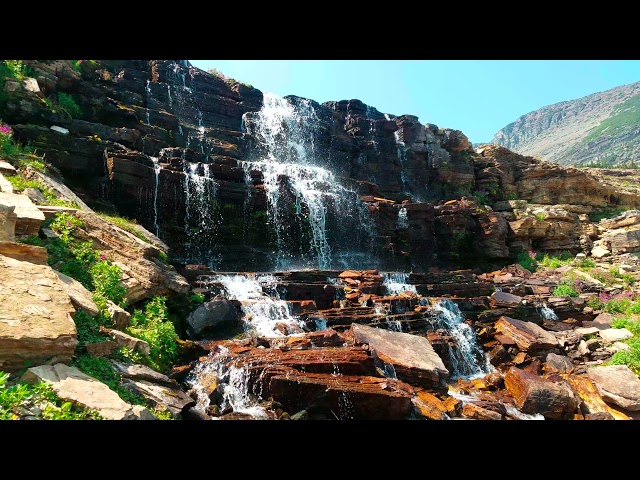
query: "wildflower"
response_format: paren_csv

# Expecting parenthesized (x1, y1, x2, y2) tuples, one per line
(66, 221, 71, 227)
(100, 254, 106, 260)
(528, 250, 537, 259)
(0, 124, 12, 135)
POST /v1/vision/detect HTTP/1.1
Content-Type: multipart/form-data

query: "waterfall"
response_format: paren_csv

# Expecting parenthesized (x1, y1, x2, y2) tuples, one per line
(314, 318, 328, 331)
(186, 346, 268, 419)
(431, 299, 492, 379)
(241, 93, 377, 270)
(150, 157, 160, 236)
(212, 273, 305, 337)
(182, 162, 218, 263)
(382, 272, 417, 296)
(397, 206, 409, 229)
(539, 303, 558, 321)
(145, 80, 151, 124)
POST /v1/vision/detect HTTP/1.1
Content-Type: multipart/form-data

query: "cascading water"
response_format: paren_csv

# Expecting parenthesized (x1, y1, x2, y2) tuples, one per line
(241, 93, 377, 270)
(539, 302, 558, 321)
(382, 272, 417, 296)
(431, 299, 492, 379)
(212, 273, 305, 337)
(150, 157, 161, 236)
(182, 162, 218, 263)
(397, 206, 409, 229)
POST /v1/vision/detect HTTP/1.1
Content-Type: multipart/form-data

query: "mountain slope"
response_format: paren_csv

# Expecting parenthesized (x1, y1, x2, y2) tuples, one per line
(492, 81, 640, 166)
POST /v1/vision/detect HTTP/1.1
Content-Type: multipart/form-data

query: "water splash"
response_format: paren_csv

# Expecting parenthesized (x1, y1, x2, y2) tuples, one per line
(397, 206, 409, 229)
(382, 273, 417, 296)
(432, 299, 492, 379)
(213, 273, 305, 337)
(145, 80, 151, 124)
(314, 318, 328, 331)
(539, 302, 558, 321)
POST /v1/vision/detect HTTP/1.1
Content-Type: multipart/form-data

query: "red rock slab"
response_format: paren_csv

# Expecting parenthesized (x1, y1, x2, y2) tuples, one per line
(565, 374, 629, 420)
(494, 316, 558, 352)
(504, 366, 578, 419)
(339, 270, 363, 279)
(351, 324, 449, 388)
(268, 369, 413, 420)
(231, 346, 376, 377)
(490, 291, 523, 308)
(307, 328, 346, 347)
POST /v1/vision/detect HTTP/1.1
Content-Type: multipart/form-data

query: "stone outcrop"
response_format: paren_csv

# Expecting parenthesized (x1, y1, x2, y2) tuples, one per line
(186, 295, 242, 339)
(21, 363, 154, 420)
(54, 271, 99, 317)
(0, 191, 45, 236)
(0, 251, 77, 371)
(588, 365, 640, 411)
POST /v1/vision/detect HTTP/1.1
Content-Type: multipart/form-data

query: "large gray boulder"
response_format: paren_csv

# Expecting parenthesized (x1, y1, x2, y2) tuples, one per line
(186, 295, 242, 339)
(588, 365, 640, 411)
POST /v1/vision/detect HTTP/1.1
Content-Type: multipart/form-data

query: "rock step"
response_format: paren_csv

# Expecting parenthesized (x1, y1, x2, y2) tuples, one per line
(0, 191, 45, 236)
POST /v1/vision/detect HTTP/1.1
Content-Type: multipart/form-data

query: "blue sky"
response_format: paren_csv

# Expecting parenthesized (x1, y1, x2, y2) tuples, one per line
(189, 60, 640, 143)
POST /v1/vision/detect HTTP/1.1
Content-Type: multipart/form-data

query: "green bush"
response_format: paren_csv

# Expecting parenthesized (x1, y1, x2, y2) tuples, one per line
(57, 92, 82, 119)
(90, 260, 126, 306)
(18, 235, 45, 247)
(126, 296, 178, 372)
(74, 310, 110, 345)
(552, 284, 580, 297)
(516, 251, 538, 272)
(0, 371, 101, 420)
(580, 258, 597, 270)
(586, 296, 603, 310)
(612, 317, 640, 335)
(609, 338, 640, 376)
(539, 251, 574, 269)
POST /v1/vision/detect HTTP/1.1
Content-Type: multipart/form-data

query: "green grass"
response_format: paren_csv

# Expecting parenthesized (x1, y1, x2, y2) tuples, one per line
(585, 93, 640, 143)
(589, 207, 628, 223)
(0, 371, 102, 420)
(534, 212, 546, 221)
(4, 175, 75, 207)
(96, 212, 149, 243)
(538, 251, 574, 269)
(607, 317, 640, 375)
(57, 92, 82, 119)
(516, 251, 538, 272)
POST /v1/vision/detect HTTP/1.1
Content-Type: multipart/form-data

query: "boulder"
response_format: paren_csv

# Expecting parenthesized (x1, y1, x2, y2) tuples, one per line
(23, 187, 47, 204)
(588, 365, 640, 411)
(21, 364, 153, 420)
(307, 328, 344, 347)
(121, 377, 200, 415)
(0, 201, 16, 241)
(186, 295, 242, 338)
(103, 328, 150, 355)
(412, 390, 449, 420)
(543, 353, 575, 374)
(462, 403, 503, 420)
(504, 366, 578, 419)
(566, 374, 630, 420)
(111, 360, 177, 387)
(591, 245, 611, 258)
(0, 253, 77, 371)
(55, 271, 99, 317)
(494, 316, 558, 352)
(85, 340, 117, 357)
(599, 328, 633, 343)
(351, 323, 449, 388)
(0, 174, 14, 194)
(0, 191, 45, 236)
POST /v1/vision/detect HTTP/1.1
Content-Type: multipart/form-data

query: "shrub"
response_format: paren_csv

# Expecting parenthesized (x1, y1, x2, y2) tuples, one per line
(57, 92, 82, 119)
(552, 284, 580, 297)
(73, 310, 111, 345)
(534, 212, 546, 221)
(609, 338, 640, 376)
(90, 260, 126, 306)
(579, 258, 597, 270)
(517, 251, 538, 272)
(126, 296, 178, 372)
(538, 251, 573, 269)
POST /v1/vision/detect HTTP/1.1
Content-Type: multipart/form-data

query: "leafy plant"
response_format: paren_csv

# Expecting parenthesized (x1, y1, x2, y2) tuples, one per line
(18, 235, 45, 247)
(608, 338, 640, 375)
(534, 212, 546, 221)
(516, 251, 538, 272)
(90, 260, 126, 306)
(552, 284, 580, 297)
(126, 296, 178, 372)
(190, 292, 205, 305)
(57, 92, 82, 119)
(538, 251, 574, 269)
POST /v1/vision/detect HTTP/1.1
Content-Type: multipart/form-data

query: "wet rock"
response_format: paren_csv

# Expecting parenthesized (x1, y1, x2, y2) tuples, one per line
(21, 364, 152, 420)
(307, 328, 345, 347)
(488, 344, 510, 366)
(186, 295, 242, 339)
(412, 391, 449, 420)
(504, 366, 578, 419)
(494, 316, 558, 352)
(351, 323, 449, 388)
(587, 365, 640, 411)
(462, 403, 503, 420)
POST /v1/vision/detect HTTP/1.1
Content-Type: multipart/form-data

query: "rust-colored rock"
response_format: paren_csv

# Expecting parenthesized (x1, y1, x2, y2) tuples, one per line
(494, 316, 558, 352)
(462, 403, 503, 420)
(412, 390, 449, 420)
(504, 366, 578, 419)
(565, 374, 629, 420)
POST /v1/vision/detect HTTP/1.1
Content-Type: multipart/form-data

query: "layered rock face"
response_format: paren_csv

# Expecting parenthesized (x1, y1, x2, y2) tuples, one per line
(4, 60, 639, 271)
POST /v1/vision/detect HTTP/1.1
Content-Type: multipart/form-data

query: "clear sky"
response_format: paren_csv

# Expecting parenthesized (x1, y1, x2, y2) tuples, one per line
(189, 60, 640, 144)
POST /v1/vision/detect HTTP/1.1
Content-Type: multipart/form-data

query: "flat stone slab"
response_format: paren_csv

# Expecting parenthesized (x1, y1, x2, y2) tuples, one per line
(599, 328, 633, 343)
(21, 363, 153, 420)
(55, 271, 99, 317)
(588, 365, 640, 411)
(490, 291, 523, 308)
(351, 323, 449, 387)
(0, 161, 16, 176)
(494, 316, 558, 352)
(0, 172, 13, 193)
(0, 191, 45, 235)
(121, 377, 194, 415)
(0, 254, 77, 371)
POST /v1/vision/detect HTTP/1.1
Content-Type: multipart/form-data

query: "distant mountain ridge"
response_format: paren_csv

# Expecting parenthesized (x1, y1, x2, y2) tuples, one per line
(492, 80, 640, 166)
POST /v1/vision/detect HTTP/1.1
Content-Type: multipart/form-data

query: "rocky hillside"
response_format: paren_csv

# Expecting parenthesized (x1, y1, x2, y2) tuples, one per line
(492, 81, 640, 166)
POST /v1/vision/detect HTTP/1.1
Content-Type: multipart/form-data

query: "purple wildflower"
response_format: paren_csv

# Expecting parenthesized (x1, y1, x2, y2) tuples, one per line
(528, 250, 537, 259)
(100, 254, 106, 260)
(66, 221, 71, 227)
(0, 124, 12, 135)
